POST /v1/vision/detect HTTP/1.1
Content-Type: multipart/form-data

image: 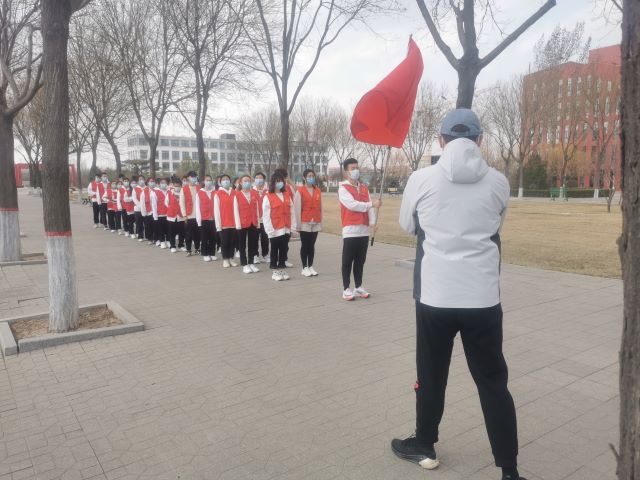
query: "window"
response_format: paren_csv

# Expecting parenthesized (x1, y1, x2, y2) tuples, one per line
(211, 141, 218, 149)
(587, 75, 592, 90)
(190, 140, 197, 148)
(210, 152, 218, 162)
(171, 139, 180, 147)
(227, 153, 235, 162)
(596, 78, 602, 93)
(172, 151, 180, 161)
(160, 138, 169, 147)
(595, 98, 600, 116)
(576, 77, 582, 95)
(139, 137, 147, 146)
(605, 97, 611, 116)
(161, 151, 169, 160)
(567, 78, 572, 96)
(616, 97, 621, 115)
(604, 121, 609, 134)
(162, 162, 169, 171)
(583, 122, 588, 135)
(564, 126, 569, 141)
(607, 80, 612, 92)
(555, 125, 560, 143)
(220, 153, 226, 161)
(593, 121, 599, 140)
(558, 79, 563, 98)
(140, 149, 148, 159)
(182, 151, 190, 160)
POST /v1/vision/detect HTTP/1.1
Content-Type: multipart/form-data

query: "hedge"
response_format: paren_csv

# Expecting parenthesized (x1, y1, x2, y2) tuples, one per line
(510, 188, 612, 198)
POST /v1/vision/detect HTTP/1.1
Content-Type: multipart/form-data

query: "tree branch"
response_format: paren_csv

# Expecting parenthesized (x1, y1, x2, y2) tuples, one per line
(415, 0, 459, 68)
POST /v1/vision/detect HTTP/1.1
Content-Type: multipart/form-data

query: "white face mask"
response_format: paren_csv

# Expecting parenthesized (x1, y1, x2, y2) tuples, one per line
(349, 169, 360, 181)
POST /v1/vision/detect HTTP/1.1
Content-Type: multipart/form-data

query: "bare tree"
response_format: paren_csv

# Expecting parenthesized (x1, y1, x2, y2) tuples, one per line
(245, 0, 393, 168)
(291, 97, 333, 175)
(14, 90, 44, 189)
(40, 0, 91, 333)
(240, 106, 281, 177)
(0, 0, 42, 262)
(68, 77, 93, 191)
(402, 82, 448, 171)
(100, 0, 185, 178)
(415, 0, 556, 108)
(325, 102, 358, 170)
(361, 142, 387, 194)
(168, 0, 251, 179)
(533, 22, 591, 71)
(617, 1, 639, 478)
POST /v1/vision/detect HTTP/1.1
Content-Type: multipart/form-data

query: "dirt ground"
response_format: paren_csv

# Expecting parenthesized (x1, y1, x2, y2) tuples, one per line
(10, 307, 121, 340)
(321, 195, 622, 278)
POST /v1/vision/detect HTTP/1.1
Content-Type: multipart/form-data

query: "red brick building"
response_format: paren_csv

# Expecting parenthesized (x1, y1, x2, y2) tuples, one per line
(522, 45, 621, 190)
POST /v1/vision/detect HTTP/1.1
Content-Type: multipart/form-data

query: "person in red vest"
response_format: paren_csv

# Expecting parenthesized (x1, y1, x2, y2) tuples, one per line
(196, 175, 217, 262)
(262, 171, 297, 281)
(214, 174, 239, 268)
(339, 158, 380, 301)
(96, 172, 109, 230)
(179, 171, 201, 256)
(166, 179, 186, 253)
(273, 168, 296, 268)
(152, 178, 169, 248)
(294, 169, 322, 277)
(234, 174, 260, 274)
(88, 173, 101, 228)
(106, 181, 119, 233)
(131, 175, 145, 241)
(120, 178, 135, 237)
(139, 178, 156, 245)
(253, 172, 269, 263)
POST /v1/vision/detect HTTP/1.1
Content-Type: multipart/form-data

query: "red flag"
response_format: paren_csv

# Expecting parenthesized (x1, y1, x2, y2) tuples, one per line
(350, 37, 424, 148)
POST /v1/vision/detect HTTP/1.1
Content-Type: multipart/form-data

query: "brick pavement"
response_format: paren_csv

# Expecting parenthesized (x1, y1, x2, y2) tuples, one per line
(0, 191, 622, 480)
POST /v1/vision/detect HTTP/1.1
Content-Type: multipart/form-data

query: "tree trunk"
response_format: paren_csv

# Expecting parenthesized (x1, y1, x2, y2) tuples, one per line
(75, 150, 82, 191)
(456, 64, 479, 108)
(617, 0, 640, 478)
(0, 114, 21, 262)
(103, 132, 121, 176)
(280, 112, 290, 170)
(41, 0, 79, 333)
(28, 163, 34, 188)
(196, 127, 206, 180)
(518, 159, 524, 199)
(148, 139, 157, 178)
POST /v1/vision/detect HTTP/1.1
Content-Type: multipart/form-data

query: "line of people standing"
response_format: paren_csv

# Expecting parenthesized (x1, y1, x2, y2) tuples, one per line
(87, 159, 380, 296)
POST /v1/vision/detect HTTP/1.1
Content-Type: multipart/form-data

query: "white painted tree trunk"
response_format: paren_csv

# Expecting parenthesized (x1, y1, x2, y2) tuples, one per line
(47, 236, 79, 332)
(517, 187, 524, 199)
(0, 210, 21, 262)
(593, 188, 600, 199)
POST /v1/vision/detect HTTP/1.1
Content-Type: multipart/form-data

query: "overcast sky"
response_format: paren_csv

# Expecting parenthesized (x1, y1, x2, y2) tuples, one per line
(82, 0, 623, 169)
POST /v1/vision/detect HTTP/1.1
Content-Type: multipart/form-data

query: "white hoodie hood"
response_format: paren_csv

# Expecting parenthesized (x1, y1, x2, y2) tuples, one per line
(437, 138, 489, 184)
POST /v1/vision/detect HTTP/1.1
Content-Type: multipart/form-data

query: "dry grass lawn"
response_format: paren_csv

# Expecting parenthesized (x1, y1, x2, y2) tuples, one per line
(321, 195, 622, 278)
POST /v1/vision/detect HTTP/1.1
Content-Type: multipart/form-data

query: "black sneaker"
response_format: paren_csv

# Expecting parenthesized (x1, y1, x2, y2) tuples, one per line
(195, 250, 200, 255)
(390, 436, 439, 469)
(503, 476, 528, 480)
(186, 251, 192, 257)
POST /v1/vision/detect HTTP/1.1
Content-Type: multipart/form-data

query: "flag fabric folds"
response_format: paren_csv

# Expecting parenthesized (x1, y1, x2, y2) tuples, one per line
(350, 37, 424, 148)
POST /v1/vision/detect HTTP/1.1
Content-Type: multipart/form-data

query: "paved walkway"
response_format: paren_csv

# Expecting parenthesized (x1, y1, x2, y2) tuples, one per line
(0, 191, 622, 480)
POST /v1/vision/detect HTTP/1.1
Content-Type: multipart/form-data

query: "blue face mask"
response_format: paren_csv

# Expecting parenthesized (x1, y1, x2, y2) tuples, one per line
(138, 180, 145, 187)
(242, 181, 251, 190)
(255, 178, 264, 187)
(189, 177, 198, 185)
(221, 179, 231, 189)
(275, 181, 284, 191)
(148, 181, 156, 188)
(160, 183, 167, 190)
(204, 180, 213, 188)
(306, 176, 316, 185)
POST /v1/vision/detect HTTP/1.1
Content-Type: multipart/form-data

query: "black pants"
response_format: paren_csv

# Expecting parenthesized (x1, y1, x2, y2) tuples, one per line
(300, 231, 318, 267)
(154, 217, 168, 243)
(185, 218, 200, 252)
(167, 220, 185, 248)
(92, 202, 99, 224)
(200, 220, 216, 256)
(143, 215, 154, 241)
(99, 203, 108, 227)
(284, 233, 290, 261)
(107, 210, 116, 230)
(117, 211, 126, 231)
(220, 228, 236, 259)
(259, 223, 269, 257)
(238, 226, 259, 265)
(126, 213, 135, 235)
(135, 212, 144, 238)
(415, 302, 518, 468)
(341, 236, 368, 289)
(269, 234, 287, 269)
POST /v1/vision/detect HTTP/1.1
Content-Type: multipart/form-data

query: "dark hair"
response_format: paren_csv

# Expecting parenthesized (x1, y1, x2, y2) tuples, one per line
(240, 174, 251, 182)
(181, 176, 187, 181)
(220, 174, 230, 182)
(441, 134, 480, 144)
(131, 175, 138, 182)
(138, 174, 145, 180)
(302, 169, 316, 185)
(121, 177, 129, 182)
(158, 177, 169, 183)
(342, 158, 358, 171)
(187, 170, 197, 178)
(442, 123, 480, 144)
(173, 179, 182, 186)
(254, 172, 266, 179)
(204, 175, 212, 181)
(273, 167, 288, 179)
(269, 172, 285, 193)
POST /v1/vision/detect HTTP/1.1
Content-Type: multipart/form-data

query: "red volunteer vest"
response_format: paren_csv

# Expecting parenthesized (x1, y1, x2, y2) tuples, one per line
(166, 191, 181, 219)
(90, 180, 98, 201)
(107, 188, 117, 211)
(197, 189, 214, 221)
(134, 186, 143, 208)
(267, 192, 291, 230)
(298, 186, 322, 223)
(155, 189, 167, 216)
(254, 187, 267, 219)
(120, 187, 134, 213)
(217, 189, 236, 228)
(183, 185, 199, 216)
(237, 189, 259, 228)
(97, 182, 106, 201)
(143, 186, 152, 214)
(340, 183, 370, 227)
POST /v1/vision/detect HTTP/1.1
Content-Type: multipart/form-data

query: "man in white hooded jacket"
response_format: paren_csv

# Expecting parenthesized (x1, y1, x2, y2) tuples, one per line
(392, 109, 524, 480)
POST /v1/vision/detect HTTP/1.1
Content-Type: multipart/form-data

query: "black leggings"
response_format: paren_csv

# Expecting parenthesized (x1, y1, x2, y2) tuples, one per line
(99, 203, 108, 227)
(167, 220, 185, 248)
(415, 302, 518, 468)
(126, 213, 135, 234)
(135, 212, 144, 238)
(107, 210, 116, 230)
(269, 234, 287, 269)
(200, 220, 216, 256)
(238, 226, 259, 265)
(220, 228, 236, 259)
(92, 202, 99, 224)
(341, 236, 368, 289)
(259, 223, 269, 257)
(299, 231, 318, 267)
(154, 217, 168, 243)
(185, 218, 200, 252)
(143, 215, 154, 241)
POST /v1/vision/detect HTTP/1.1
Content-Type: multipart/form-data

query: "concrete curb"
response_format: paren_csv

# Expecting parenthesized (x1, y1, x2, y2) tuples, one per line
(0, 252, 47, 267)
(0, 301, 144, 356)
(395, 259, 414, 270)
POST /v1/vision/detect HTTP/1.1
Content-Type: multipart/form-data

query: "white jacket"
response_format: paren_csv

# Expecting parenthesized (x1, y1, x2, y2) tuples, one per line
(399, 138, 510, 308)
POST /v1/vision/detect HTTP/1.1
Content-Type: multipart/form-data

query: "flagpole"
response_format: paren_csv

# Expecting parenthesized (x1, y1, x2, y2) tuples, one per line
(370, 145, 392, 247)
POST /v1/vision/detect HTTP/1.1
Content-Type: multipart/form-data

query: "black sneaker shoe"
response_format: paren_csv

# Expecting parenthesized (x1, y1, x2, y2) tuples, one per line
(390, 436, 439, 469)
(186, 251, 192, 257)
(195, 249, 200, 255)
(503, 476, 528, 480)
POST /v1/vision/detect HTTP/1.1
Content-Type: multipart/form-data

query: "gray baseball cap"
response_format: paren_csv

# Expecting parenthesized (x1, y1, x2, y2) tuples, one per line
(440, 108, 483, 137)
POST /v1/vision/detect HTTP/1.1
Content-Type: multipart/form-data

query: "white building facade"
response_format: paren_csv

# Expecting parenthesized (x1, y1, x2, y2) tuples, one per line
(126, 133, 328, 178)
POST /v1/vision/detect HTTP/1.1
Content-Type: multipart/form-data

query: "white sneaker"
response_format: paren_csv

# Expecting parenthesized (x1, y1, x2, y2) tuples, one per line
(160, 243, 167, 249)
(110, 230, 116, 233)
(342, 288, 355, 301)
(282, 271, 290, 281)
(211, 255, 218, 261)
(155, 241, 161, 246)
(272, 270, 284, 281)
(223, 259, 230, 268)
(148, 241, 154, 246)
(180, 247, 187, 252)
(301, 267, 312, 277)
(262, 255, 269, 263)
(242, 265, 252, 274)
(170, 248, 177, 253)
(354, 287, 370, 299)
(117, 230, 123, 235)
(93, 224, 98, 228)
(285, 260, 294, 268)
(308, 267, 319, 276)
(138, 238, 144, 242)
(253, 256, 261, 264)
(249, 264, 259, 273)
(230, 260, 239, 267)
(124, 232, 130, 237)
(204, 256, 212, 262)
(234, 251, 240, 258)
